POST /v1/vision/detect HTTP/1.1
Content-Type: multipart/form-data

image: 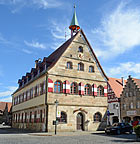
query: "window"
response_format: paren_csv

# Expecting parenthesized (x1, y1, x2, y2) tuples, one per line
(123, 104, 126, 110)
(97, 85, 104, 96)
(18, 113, 20, 123)
(125, 92, 128, 97)
(78, 46, 83, 53)
(78, 63, 84, 71)
(16, 114, 17, 123)
(129, 92, 133, 97)
(26, 91, 28, 101)
(23, 93, 26, 101)
(27, 90, 30, 100)
(54, 81, 62, 93)
(70, 82, 78, 94)
(21, 113, 24, 123)
(29, 112, 32, 123)
(67, 62, 73, 69)
(25, 112, 27, 123)
(57, 111, 67, 123)
(136, 102, 140, 109)
(94, 112, 102, 122)
(134, 91, 136, 96)
(130, 102, 133, 109)
(34, 111, 37, 123)
(34, 86, 38, 97)
(40, 110, 43, 123)
(40, 83, 44, 95)
(84, 84, 91, 95)
(128, 83, 131, 89)
(30, 88, 33, 99)
(113, 104, 116, 109)
(89, 66, 94, 72)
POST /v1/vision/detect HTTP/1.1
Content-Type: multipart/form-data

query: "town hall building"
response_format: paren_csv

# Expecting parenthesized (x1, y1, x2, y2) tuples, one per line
(12, 8, 108, 132)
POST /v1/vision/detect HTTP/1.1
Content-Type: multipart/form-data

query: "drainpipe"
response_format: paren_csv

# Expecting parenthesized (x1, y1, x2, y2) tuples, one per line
(45, 72, 48, 132)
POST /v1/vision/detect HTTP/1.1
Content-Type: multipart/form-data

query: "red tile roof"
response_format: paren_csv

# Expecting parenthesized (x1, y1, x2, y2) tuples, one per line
(0, 102, 12, 112)
(108, 77, 126, 98)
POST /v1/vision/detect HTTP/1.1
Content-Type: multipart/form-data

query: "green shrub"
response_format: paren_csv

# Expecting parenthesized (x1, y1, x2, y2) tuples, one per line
(134, 125, 140, 137)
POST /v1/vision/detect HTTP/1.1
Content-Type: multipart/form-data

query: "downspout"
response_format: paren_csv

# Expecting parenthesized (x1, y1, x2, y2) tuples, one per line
(45, 72, 48, 132)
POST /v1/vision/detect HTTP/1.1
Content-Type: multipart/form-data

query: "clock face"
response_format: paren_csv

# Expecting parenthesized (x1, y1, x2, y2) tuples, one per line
(78, 53, 83, 59)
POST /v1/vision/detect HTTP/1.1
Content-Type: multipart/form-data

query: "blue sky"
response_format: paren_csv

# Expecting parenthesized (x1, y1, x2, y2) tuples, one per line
(0, 0, 140, 102)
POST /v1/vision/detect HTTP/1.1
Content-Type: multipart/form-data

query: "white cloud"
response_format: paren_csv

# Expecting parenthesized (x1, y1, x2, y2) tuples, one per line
(0, 33, 12, 45)
(0, 96, 12, 102)
(0, 86, 17, 98)
(24, 40, 46, 49)
(50, 20, 71, 40)
(0, 0, 63, 13)
(32, 0, 62, 9)
(91, 1, 140, 59)
(22, 49, 32, 54)
(107, 62, 140, 78)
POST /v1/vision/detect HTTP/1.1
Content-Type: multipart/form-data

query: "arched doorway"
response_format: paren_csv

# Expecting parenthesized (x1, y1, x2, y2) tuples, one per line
(112, 116, 119, 124)
(77, 113, 84, 130)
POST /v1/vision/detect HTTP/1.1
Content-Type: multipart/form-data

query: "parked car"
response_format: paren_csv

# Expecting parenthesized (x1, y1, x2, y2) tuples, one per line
(105, 122, 133, 135)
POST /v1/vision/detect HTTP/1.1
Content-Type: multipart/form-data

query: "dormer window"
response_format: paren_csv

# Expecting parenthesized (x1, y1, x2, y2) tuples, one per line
(78, 46, 83, 53)
(67, 62, 73, 69)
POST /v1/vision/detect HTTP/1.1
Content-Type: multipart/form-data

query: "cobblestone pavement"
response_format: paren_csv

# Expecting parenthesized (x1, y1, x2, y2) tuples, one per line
(0, 125, 140, 144)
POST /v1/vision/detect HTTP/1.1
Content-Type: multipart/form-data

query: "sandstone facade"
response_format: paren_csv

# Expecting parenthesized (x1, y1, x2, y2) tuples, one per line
(12, 30, 108, 132)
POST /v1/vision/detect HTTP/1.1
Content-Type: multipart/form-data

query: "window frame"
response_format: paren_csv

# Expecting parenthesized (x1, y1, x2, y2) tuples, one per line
(97, 85, 104, 97)
(67, 61, 73, 69)
(54, 81, 63, 93)
(78, 46, 83, 53)
(57, 111, 67, 124)
(78, 62, 84, 71)
(70, 82, 78, 94)
(84, 84, 92, 95)
(89, 66, 94, 73)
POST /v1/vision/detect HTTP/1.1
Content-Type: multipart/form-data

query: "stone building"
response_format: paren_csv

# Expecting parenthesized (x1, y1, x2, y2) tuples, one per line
(121, 75, 140, 123)
(107, 77, 125, 125)
(12, 9, 108, 132)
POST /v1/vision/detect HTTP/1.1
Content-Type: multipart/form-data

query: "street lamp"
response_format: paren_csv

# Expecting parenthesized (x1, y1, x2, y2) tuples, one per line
(54, 99, 59, 135)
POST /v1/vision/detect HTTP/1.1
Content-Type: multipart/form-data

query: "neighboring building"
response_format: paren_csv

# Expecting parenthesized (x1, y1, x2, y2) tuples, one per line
(107, 78, 125, 125)
(0, 102, 12, 124)
(121, 75, 140, 123)
(12, 8, 108, 132)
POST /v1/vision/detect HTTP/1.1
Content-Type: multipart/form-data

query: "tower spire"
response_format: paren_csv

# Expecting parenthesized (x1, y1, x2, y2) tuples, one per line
(69, 5, 80, 37)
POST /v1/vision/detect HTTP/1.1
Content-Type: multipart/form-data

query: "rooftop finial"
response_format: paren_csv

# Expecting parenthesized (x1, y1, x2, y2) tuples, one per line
(74, 4, 76, 9)
(69, 4, 80, 37)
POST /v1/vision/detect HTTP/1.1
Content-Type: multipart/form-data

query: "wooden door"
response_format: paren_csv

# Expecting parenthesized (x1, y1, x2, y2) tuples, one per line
(77, 113, 83, 130)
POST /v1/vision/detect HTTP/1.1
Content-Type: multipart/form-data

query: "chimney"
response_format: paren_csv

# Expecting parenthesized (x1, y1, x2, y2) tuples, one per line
(35, 60, 38, 68)
(121, 77, 124, 87)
